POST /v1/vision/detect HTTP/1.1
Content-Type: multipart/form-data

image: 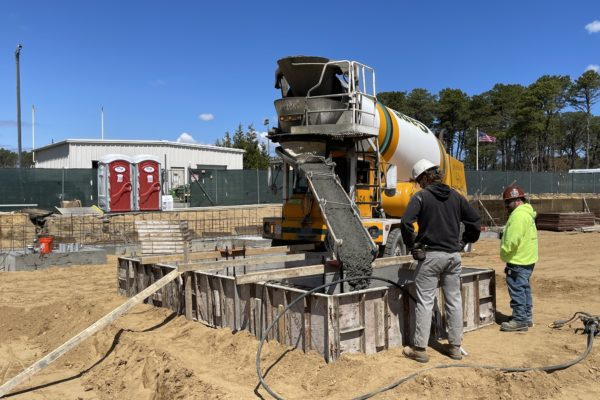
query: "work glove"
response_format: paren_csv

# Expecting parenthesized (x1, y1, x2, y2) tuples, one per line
(411, 245, 426, 261)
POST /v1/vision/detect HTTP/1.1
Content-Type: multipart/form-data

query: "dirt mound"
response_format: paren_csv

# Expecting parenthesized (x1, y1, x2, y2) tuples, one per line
(1, 232, 600, 399)
(81, 333, 225, 400)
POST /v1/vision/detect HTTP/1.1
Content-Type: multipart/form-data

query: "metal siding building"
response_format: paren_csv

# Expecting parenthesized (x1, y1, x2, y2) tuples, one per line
(34, 139, 244, 186)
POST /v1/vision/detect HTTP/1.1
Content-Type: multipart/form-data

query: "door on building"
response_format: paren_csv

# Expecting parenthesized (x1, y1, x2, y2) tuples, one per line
(108, 160, 133, 212)
(170, 167, 185, 188)
(137, 159, 161, 211)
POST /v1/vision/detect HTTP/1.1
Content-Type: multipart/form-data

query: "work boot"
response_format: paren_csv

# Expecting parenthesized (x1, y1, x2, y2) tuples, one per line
(403, 346, 429, 363)
(510, 317, 534, 327)
(500, 320, 528, 332)
(441, 344, 463, 360)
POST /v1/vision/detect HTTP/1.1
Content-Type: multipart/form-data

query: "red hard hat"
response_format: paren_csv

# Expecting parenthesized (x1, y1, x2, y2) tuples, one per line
(502, 185, 526, 201)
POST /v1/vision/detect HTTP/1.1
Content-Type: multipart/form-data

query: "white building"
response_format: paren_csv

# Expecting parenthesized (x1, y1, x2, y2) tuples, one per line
(34, 139, 244, 188)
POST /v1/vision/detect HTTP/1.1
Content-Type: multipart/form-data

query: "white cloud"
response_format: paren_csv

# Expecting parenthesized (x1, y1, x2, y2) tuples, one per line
(176, 132, 197, 144)
(585, 20, 600, 33)
(198, 113, 214, 121)
(150, 79, 166, 87)
(586, 64, 599, 72)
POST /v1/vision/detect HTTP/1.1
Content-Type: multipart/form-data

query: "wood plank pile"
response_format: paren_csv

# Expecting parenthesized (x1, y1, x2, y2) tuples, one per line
(135, 220, 191, 255)
(578, 224, 600, 233)
(535, 212, 595, 231)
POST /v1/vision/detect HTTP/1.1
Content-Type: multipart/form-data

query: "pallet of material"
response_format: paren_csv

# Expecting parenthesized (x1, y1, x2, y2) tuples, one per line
(535, 212, 595, 231)
(135, 220, 191, 255)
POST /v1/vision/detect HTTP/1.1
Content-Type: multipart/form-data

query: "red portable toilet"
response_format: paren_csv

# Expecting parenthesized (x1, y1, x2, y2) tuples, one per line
(98, 154, 135, 213)
(133, 155, 162, 211)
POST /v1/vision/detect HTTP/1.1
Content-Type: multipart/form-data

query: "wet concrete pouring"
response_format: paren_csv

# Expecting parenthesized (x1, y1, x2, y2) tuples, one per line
(299, 160, 376, 290)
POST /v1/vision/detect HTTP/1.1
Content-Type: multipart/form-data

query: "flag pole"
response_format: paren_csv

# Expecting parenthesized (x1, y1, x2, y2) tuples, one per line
(32, 105, 35, 164)
(101, 107, 104, 140)
(476, 127, 479, 171)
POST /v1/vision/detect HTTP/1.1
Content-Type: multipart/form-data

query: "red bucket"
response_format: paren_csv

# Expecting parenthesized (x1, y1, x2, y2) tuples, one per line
(39, 236, 54, 254)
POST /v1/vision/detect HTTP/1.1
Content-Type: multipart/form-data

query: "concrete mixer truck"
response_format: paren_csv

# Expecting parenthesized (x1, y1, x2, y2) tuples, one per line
(263, 56, 467, 259)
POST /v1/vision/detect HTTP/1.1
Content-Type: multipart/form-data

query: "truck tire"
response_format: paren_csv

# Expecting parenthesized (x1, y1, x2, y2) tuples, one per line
(383, 228, 406, 257)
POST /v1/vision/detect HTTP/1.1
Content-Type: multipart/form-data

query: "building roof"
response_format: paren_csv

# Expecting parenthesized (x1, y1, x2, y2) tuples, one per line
(35, 139, 245, 154)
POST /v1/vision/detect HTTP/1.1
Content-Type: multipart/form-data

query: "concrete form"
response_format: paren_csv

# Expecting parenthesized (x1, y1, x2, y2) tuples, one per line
(117, 251, 495, 362)
(1, 247, 107, 272)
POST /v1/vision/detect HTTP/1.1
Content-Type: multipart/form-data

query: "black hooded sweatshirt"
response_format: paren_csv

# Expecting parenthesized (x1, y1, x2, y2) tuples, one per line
(400, 182, 481, 253)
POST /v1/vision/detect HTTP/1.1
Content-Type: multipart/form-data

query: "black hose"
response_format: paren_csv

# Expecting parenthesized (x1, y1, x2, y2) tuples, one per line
(354, 325, 596, 400)
(256, 276, 412, 400)
(255, 275, 598, 400)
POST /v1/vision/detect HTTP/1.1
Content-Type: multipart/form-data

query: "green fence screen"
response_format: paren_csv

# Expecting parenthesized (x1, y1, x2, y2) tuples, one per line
(1, 168, 598, 211)
(192, 169, 600, 207)
(0, 168, 97, 211)
(189, 168, 283, 207)
(466, 171, 600, 195)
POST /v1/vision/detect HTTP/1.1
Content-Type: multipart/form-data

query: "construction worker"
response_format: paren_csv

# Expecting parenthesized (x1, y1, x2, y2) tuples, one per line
(400, 159, 481, 363)
(499, 185, 538, 332)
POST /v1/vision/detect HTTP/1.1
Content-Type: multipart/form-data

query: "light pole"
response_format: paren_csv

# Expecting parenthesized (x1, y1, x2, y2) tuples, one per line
(263, 118, 270, 158)
(15, 44, 23, 168)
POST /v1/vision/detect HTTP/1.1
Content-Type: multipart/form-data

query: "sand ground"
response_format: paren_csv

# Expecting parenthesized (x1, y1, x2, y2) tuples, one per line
(1, 231, 599, 399)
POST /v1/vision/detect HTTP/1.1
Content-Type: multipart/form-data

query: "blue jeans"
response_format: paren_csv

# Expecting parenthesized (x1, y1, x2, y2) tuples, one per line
(505, 263, 535, 323)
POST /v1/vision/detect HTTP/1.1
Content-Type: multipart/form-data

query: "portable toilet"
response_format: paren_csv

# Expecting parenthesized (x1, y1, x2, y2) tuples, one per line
(133, 154, 162, 211)
(98, 154, 135, 213)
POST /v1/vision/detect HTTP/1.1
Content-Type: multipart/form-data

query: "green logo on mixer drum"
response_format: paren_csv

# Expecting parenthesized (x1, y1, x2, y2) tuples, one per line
(392, 110, 429, 133)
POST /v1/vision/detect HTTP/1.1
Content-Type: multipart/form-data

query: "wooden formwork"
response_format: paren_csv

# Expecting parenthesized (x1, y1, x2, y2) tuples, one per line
(117, 254, 495, 362)
(118, 258, 183, 313)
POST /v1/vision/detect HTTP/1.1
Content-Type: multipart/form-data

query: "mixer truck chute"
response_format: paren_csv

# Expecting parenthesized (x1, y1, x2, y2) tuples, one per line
(263, 56, 467, 276)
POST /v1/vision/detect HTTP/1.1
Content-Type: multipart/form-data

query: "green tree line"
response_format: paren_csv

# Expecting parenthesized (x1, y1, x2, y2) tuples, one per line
(0, 149, 35, 167)
(215, 123, 269, 169)
(378, 70, 600, 171)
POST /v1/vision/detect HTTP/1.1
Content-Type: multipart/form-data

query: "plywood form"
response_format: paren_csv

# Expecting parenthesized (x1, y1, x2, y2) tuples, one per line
(117, 257, 495, 361)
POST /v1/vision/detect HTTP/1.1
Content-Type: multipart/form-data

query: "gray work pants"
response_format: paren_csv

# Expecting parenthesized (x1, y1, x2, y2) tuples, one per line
(413, 251, 463, 348)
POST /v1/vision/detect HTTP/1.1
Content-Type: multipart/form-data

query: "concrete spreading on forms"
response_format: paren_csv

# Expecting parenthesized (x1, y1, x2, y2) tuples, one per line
(299, 161, 376, 290)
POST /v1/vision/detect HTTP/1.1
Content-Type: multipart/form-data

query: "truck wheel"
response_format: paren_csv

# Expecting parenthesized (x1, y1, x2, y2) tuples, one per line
(383, 228, 406, 257)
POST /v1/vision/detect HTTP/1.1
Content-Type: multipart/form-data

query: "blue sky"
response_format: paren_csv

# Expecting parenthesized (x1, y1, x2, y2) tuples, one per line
(0, 0, 598, 151)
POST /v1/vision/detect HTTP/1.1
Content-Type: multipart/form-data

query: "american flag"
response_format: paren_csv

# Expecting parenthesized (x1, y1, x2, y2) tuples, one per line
(478, 130, 497, 143)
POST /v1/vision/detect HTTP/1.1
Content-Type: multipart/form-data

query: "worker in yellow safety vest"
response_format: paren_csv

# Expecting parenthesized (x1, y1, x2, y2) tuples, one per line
(499, 185, 538, 332)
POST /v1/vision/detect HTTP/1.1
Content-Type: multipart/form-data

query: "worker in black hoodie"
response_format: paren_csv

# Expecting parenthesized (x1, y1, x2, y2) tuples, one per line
(401, 159, 481, 363)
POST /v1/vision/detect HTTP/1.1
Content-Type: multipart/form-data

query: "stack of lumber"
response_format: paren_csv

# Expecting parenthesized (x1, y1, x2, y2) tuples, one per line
(135, 220, 191, 254)
(535, 212, 595, 231)
(578, 224, 600, 233)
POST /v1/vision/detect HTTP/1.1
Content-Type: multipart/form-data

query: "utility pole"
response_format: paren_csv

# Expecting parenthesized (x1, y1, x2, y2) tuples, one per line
(15, 44, 23, 168)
